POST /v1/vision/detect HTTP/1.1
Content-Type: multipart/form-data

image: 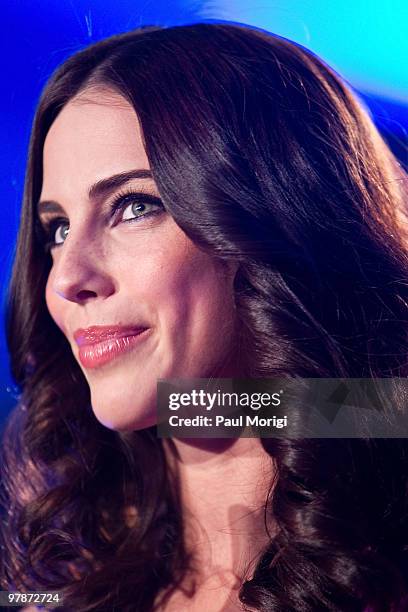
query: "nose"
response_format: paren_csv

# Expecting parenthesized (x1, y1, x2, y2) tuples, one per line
(50, 231, 116, 304)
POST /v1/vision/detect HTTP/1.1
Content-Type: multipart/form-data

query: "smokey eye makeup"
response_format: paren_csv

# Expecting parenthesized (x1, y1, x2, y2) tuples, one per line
(35, 189, 166, 252)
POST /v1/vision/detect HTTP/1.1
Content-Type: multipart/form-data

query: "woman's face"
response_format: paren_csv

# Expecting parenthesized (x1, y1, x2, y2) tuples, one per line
(39, 88, 238, 431)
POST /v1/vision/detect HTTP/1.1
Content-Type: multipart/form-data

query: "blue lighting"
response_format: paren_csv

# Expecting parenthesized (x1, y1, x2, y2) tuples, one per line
(214, 0, 408, 102)
(0, 1, 407, 422)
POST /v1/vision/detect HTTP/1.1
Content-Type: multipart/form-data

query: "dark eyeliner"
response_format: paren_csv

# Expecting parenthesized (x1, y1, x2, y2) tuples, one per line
(109, 189, 165, 221)
(35, 216, 69, 253)
(35, 190, 164, 252)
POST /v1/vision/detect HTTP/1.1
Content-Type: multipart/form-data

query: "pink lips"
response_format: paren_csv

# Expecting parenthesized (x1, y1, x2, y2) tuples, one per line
(73, 325, 150, 369)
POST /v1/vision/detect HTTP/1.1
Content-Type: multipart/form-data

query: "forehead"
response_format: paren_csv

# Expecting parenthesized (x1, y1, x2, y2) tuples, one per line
(41, 89, 149, 195)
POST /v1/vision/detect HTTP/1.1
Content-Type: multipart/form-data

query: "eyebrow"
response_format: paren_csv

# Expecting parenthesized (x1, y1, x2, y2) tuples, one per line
(36, 168, 154, 216)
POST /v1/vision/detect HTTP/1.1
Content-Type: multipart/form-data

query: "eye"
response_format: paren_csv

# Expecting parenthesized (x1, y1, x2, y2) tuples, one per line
(110, 191, 165, 224)
(54, 222, 70, 244)
(122, 200, 159, 222)
(35, 190, 165, 253)
(35, 217, 70, 252)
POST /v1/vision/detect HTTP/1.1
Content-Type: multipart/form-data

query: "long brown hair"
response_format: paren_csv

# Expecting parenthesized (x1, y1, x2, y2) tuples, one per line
(1, 21, 408, 611)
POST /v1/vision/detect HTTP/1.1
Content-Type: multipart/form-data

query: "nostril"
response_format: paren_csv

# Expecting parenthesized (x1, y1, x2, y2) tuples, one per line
(77, 289, 97, 301)
(52, 267, 116, 303)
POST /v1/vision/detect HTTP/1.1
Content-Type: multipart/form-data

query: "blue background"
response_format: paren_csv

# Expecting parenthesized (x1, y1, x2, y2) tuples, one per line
(1, 1, 407, 425)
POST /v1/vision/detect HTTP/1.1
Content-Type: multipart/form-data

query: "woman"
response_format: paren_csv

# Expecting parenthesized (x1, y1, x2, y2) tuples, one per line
(1, 20, 408, 612)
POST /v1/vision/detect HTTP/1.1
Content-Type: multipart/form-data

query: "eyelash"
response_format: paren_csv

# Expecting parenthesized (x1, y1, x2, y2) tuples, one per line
(36, 190, 165, 252)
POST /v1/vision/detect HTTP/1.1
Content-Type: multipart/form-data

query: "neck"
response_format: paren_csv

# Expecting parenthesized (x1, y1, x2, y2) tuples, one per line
(163, 437, 277, 585)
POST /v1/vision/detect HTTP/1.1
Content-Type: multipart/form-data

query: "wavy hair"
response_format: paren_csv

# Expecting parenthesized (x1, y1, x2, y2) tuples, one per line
(1, 21, 408, 611)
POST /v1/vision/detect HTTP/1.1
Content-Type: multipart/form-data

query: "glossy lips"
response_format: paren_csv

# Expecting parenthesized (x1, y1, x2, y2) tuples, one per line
(73, 325, 150, 368)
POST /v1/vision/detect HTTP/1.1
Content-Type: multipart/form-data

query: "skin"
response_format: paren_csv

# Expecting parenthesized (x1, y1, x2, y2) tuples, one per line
(40, 87, 239, 432)
(157, 438, 276, 611)
(39, 87, 276, 610)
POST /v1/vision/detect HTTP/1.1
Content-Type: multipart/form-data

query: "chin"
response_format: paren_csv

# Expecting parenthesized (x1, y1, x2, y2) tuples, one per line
(89, 386, 157, 432)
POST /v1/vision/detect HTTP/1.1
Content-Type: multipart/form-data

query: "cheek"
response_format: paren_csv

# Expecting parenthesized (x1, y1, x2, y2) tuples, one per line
(138, 240, 237, 366)
(45, 270, 66, 334)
